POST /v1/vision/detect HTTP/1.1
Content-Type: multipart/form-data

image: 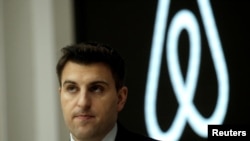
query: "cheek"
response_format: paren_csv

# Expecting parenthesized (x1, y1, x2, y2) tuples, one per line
(100, 95, 119, 113)
(60, 95, 73, 119)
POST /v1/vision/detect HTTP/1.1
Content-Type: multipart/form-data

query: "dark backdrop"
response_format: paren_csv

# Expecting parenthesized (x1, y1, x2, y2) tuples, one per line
(72, 0, 250, 140)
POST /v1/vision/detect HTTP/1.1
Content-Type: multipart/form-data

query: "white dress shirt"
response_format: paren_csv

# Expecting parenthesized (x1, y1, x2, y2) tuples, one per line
(70, 123, 118, 141)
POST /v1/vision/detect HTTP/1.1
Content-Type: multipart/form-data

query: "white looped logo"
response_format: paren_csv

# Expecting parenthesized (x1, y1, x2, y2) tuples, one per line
(144, 0, 229, 140)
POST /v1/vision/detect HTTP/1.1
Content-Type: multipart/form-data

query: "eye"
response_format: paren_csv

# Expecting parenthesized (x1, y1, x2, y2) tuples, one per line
(66, 85, 79, 93)
(89, 85, 104, 93)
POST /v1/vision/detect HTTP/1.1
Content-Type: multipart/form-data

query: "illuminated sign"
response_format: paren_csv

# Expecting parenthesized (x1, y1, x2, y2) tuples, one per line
(144, 0, 229, 140)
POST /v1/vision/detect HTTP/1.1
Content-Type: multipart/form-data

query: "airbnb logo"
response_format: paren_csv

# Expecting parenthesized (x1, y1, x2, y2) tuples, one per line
(144, 0, 229, 140)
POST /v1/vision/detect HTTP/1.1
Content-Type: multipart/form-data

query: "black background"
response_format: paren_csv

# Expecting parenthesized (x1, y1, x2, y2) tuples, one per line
(72, 0, 250, 140)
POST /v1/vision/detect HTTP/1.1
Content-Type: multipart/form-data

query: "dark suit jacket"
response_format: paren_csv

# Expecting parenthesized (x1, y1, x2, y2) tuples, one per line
(115, 122, 160, 141)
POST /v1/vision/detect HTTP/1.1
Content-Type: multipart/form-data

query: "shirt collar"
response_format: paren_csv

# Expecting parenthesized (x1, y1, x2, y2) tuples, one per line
(70, 123, 118, 141)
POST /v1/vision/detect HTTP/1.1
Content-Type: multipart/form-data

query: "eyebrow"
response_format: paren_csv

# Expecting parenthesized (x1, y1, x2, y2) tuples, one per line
(62, 80, 109, 87)
(62, 80, 77, 86)
(89, 80, 109, 86)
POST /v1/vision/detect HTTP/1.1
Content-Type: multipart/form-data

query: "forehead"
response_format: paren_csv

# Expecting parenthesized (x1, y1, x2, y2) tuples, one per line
(61, 61, 114, 84)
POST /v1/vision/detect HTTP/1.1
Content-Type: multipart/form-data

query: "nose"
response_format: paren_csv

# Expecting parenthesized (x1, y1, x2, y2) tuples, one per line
(77, 89, 91, 110)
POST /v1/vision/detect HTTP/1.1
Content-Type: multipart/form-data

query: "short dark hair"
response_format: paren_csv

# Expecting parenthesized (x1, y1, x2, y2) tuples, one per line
(56, 41, 126, 90)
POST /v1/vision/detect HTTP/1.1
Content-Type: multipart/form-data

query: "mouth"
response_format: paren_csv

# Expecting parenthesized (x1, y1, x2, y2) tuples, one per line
(74, 114, 95, 121)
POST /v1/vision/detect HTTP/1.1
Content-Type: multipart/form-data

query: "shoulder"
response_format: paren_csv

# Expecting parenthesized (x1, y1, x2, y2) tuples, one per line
(115, 122, 160, 141)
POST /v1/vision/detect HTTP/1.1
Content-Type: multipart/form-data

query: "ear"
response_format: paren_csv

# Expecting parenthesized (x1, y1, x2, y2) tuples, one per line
(58, 87, 62, 95)
(117, 86, 128, 112)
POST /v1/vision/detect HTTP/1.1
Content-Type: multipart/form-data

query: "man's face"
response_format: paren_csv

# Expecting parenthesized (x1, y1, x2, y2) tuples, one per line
(59, 61, 127, 141)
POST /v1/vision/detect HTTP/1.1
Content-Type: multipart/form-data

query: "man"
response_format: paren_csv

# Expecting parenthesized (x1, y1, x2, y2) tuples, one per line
(56, 42, 159, 141)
